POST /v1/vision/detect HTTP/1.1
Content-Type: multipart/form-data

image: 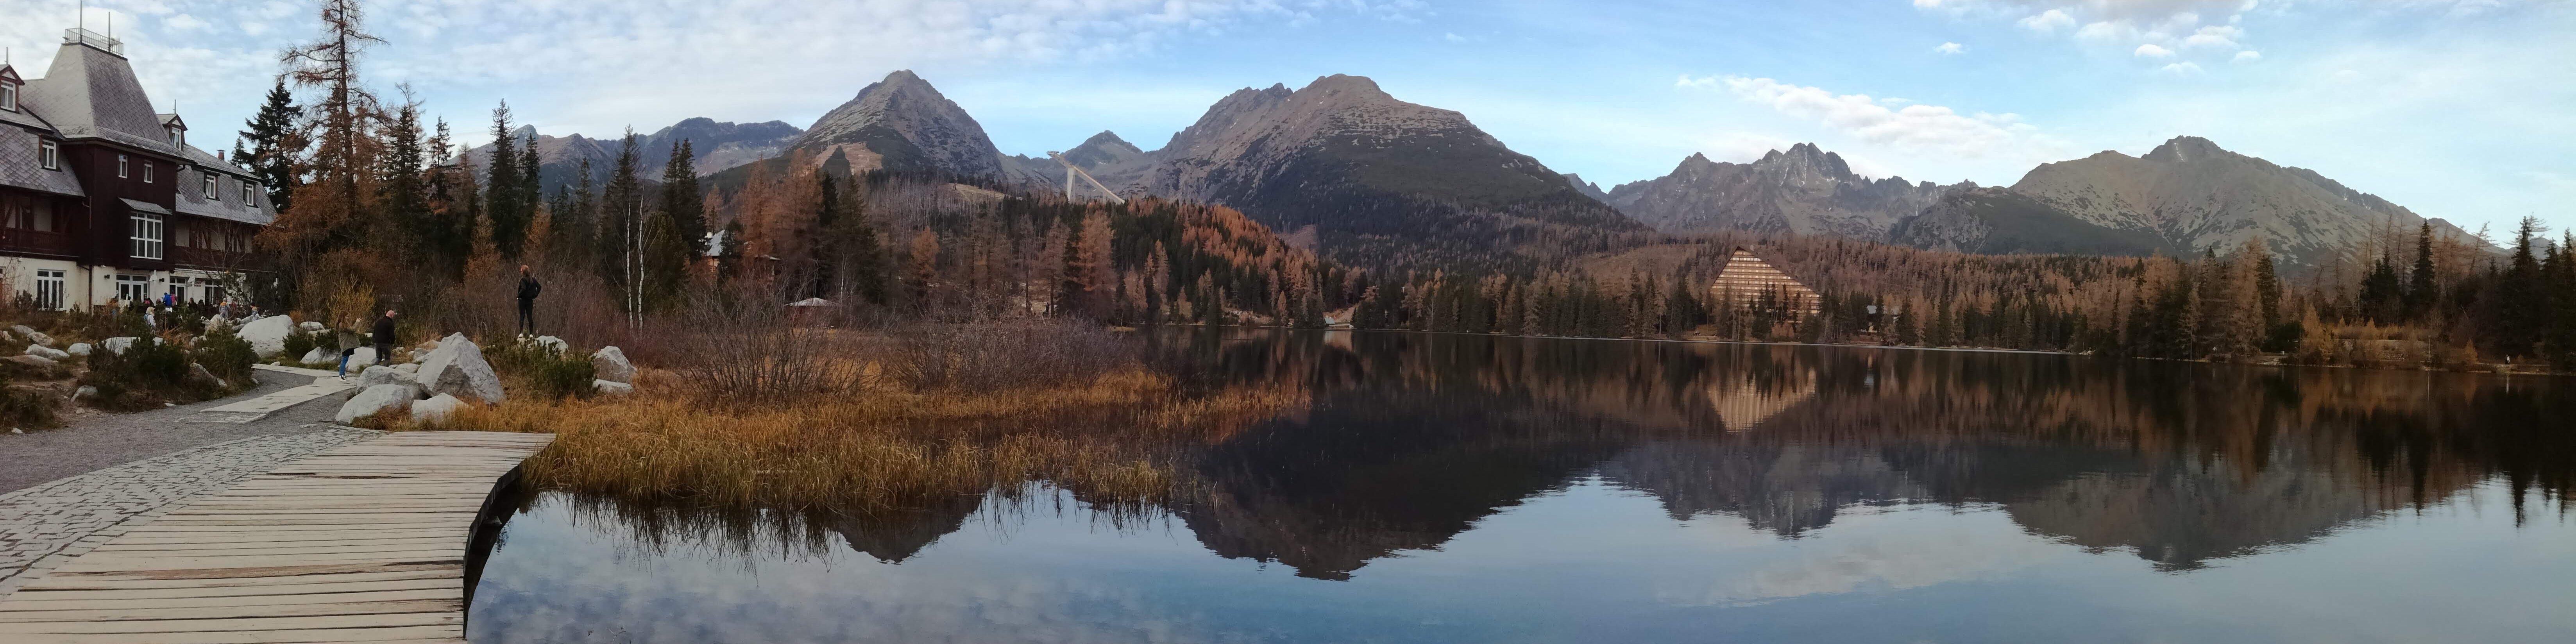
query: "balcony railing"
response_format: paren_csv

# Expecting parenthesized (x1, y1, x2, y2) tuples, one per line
(0, 229, 75, 256)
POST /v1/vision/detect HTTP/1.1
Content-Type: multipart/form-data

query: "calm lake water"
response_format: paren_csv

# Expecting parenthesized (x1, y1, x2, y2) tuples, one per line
(467, 330, 2576, 643)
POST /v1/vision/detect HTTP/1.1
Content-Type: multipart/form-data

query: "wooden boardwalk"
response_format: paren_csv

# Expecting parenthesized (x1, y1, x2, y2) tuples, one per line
(0, 431, 554, 644)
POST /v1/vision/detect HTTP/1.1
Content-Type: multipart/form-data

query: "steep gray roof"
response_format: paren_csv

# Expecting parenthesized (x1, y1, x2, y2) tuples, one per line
(19, 38, 181, 156)
(0, 124, 83, 197)
(173, 150, 272, 225)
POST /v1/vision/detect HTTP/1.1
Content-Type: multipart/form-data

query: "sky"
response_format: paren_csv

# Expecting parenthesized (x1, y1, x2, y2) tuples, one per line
(2, 0, 2569, 236)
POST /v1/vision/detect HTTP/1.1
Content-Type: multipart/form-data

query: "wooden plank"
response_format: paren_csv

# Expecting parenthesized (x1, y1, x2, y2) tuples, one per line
(0, 431, 551, 639)
(5, 624, 463, 644)
(0, 610, 460, 633)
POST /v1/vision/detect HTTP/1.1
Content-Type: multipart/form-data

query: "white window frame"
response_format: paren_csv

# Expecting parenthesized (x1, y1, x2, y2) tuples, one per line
(37, 140, 57, 170)
(114, 274, 148, 302)
(201, 169, 216, 199)
(131, 210, 163, 260)
(118, 154, 129, 178)
(143, 161, 154, 184)
(0, 82, 16, 113)
(240, 181, 253, 204)
(34, 270, 64, 311)
(168, 127, 183, 148)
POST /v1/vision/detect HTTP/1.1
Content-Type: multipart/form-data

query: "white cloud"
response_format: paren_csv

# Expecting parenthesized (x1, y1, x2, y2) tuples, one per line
(2182, 25, 2243, 49)
(2018, 9, 2078, 32)
(1681, 75, 2061, 160)
(2158, 61, 2205, 75)
(2233, 50, 2263, 63)
(1934, 41, 1968, 54)
(2135, 43, 2176, 57)
(1444, 32, 1467, 43)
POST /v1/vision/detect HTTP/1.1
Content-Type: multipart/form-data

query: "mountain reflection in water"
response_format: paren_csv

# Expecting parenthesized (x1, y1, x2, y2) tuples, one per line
(468, 330, 2576, 643)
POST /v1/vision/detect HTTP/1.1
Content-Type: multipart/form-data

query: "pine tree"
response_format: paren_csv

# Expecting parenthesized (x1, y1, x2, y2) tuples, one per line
(660, 140, 705, 255)
(2358, 252, 2401, 324)
(2496, 216, 2547, 359)
(233, 80, 302, 214)
(2545, 233, 2576, 370)
(2404, 222, 2438, 323)
(484, 102, 526, 258)
(379, 101, 428, 261)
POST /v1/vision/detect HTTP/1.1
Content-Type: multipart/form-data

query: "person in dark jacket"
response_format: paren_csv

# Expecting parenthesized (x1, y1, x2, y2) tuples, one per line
(372, 310, 399, 368)
(516, 265, 541, 336)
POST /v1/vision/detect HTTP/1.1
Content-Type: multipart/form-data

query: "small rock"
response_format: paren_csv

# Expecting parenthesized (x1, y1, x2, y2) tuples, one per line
(27, 331, 52, 347)
(72, 385, 96, 400)
(593, 379, 635, 395)
(335, 384, 416, 424)
(188, 362, 228, 390)
(410, 393, 467, 424)
(66, 342, 91, 356)
(102, 337, 137, 356)
(25, 344, 68, 361)
(590, 346, 635, 384)
(298, 321, 325, 332)
(6, 354, 55, 367)
(8, 428, 20, 434)
(7, 325, 29, 337)
(532, 335, 569, 354)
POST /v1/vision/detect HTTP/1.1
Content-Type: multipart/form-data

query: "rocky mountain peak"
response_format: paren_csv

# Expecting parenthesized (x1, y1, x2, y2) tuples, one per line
(795, 70, 1007, 178)
(2143, 136, 2228, 163)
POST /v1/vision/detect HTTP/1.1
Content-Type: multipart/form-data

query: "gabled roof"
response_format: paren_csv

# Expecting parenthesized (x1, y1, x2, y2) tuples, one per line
(19, 32, 183, 156)
(0, 125, 83, 198)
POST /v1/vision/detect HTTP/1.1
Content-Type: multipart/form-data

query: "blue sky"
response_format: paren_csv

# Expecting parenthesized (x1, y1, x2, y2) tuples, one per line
(3, 0, 2569, 236)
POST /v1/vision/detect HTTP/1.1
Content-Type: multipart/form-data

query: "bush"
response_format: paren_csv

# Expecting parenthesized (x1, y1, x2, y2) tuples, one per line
(197, 330, 259, 385)
(895, 320, 1136, 390)
(0, 372, 55, 431)
(78, 338, 200, 410)
(489, 338, 596, 401)
(666, 291, 862, 403)
(281, 329, 318, 363)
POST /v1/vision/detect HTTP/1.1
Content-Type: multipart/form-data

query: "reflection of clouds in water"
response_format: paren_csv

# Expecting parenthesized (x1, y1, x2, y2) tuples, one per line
(1667, 508, 2075, 605)
(473, 494, 1225, 644)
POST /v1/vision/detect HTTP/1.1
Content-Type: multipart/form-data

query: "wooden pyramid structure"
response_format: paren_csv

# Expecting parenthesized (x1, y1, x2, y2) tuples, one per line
(1708, 248, 1821, 314)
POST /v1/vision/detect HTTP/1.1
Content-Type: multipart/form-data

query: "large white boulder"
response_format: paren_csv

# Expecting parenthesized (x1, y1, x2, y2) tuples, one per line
(593, 379, 634, 395)
(346, 347, 378, 369)
(391, 363, 420, 377)
(416, 333, 505, 404)
(356, 365, 418, 390)
(410, 394, 467, 424)
(240, 315, 296, 358)
(299, 347, 333, 365)
(6, 354, 55, 367)
(24, 344, 67, 360)
(334, 384, 415, 424)
(590, 346, 634, 384)
(103, 337, 138, 356)
(65, 342, 91, 357)
(7, 325, 31, 339)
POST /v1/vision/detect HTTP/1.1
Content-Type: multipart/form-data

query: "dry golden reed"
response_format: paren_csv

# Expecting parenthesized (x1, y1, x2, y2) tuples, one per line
(413, 365, 1304, 516)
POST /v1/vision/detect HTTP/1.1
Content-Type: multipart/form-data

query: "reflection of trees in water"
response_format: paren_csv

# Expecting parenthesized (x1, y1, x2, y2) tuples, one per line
(538, 330, 2573, 579)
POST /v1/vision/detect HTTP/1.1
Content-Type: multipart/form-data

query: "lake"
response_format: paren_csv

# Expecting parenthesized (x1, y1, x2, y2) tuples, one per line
(466, 330, 2576, 643)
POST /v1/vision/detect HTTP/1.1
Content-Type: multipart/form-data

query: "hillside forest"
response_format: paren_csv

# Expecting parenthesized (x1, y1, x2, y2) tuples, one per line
(229, 5, 2573, 374)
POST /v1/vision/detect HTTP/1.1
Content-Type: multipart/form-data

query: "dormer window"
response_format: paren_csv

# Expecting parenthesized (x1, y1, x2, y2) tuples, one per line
(37, 141, 57, 170)
(168, 126, 183, 148)
(0, 81, 16, 113)
(201, 169, 216, 199)
(240, 181, 253, 204)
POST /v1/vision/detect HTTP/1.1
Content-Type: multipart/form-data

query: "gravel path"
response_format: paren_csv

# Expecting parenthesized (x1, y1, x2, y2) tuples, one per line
(0, 368, 378, 595)
(0, 369, 350, 493)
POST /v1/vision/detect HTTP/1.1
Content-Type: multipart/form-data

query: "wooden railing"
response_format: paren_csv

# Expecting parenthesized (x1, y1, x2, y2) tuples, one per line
(0, 229, 75, 256)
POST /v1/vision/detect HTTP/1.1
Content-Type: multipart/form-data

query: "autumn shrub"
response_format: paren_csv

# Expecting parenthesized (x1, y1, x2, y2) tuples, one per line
(195, 329, 259, 385)
(0, 372, 55, 431)
(893, 320, 1136, 390)
(79, 339, 204, 410)
(664, 291, 864, 403)
(488, 338, 596, 401)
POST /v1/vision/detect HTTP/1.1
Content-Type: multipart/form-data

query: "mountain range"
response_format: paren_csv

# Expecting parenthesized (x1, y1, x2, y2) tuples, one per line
(472, 70, 2471, 271)
(458, 118, 803, 192)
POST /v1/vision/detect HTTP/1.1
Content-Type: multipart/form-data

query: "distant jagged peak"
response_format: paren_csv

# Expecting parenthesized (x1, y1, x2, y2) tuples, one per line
(1077, 131, 1140, 154)
(2143, 135, 2230, 163)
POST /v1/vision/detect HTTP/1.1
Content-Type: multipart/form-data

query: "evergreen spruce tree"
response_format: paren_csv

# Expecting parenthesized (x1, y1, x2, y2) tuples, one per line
(2358, 252, 2401, 324)
(2404, 222, 2438, 323)
(484, 102, 526, 258)
(2544, 233, 2576, 370)
(233, 80, 302, 215)
(661, 140, 706, 255)
(379, 102, 429, 258)
(2496, 216, 2547, 359)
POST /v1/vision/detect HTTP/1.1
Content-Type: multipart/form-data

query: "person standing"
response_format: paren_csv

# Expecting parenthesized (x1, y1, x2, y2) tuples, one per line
(515, 265, 542, 336)
(372, 310, 399, 369)
(334, 325, 365, 379)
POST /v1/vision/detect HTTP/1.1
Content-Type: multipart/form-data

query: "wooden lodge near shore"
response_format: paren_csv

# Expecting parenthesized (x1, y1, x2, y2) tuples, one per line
(1708, 248, 1821, 315)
